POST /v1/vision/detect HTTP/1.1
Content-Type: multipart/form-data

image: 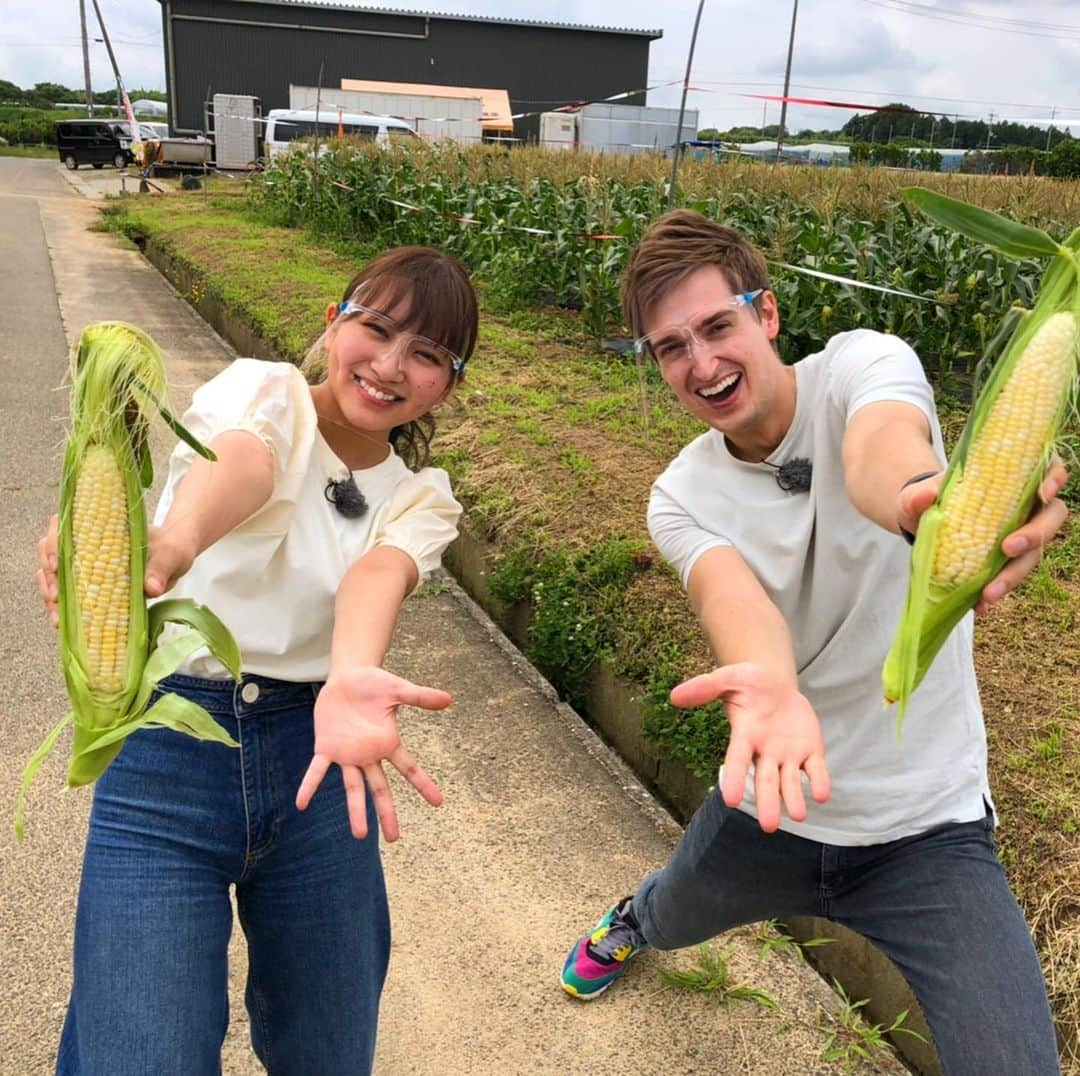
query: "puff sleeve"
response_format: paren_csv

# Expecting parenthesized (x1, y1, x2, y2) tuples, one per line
(153, 358, 316, 533)
(372, 467, 463, 584)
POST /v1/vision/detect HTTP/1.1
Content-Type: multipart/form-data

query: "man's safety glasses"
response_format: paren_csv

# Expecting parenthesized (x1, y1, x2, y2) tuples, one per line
(633, 290, 763, 365)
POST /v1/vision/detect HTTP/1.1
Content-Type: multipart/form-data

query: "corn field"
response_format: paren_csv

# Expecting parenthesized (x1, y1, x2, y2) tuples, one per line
(247, 142, 1080, 394)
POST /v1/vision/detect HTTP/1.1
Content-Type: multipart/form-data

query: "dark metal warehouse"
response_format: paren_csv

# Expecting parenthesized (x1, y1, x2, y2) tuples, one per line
(156, 0, 661, 142)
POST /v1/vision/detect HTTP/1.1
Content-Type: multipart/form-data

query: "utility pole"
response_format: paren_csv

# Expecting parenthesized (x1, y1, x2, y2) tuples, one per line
(666, 0, 705, 210)
(775, 0, 799, 161)
(78, 0, 94, 117)
(986, 111, 995, 150)
(1046, 106, 1056, 152)
(89, 0, 140, 145)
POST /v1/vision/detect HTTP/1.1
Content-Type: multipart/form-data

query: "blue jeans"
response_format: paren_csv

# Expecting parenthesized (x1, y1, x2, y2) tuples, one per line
(633, 791, 1059, 1076)
(57, 674, 390, 1076)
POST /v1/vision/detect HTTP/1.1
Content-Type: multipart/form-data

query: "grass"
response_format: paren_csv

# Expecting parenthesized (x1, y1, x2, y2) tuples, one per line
(0, 144, 57, 159)
(103, 187, 1080, 1072)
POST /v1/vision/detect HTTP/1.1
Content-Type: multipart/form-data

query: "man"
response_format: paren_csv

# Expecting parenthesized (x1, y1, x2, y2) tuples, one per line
(560, 210, 1066, 1075)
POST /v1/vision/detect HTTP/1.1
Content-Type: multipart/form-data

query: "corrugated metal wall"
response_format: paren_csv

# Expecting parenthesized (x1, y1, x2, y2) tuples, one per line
(159, 0, 656, 142)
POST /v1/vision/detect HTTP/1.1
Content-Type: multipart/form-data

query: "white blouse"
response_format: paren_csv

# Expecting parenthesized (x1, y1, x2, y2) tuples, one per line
(152, 359, 462, 681)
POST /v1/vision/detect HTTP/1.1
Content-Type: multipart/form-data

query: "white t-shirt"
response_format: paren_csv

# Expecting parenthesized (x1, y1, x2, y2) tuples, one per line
(153, 358, 462, 682)
(648, 330, 990, 845)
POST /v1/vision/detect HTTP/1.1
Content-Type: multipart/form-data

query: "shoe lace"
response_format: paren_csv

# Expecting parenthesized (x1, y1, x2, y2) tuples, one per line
(589, 906, 643, 962)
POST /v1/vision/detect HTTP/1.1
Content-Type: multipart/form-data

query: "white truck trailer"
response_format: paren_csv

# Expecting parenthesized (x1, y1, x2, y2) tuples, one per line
(289, 85, 483, 144)
(540, 102, 699, 155)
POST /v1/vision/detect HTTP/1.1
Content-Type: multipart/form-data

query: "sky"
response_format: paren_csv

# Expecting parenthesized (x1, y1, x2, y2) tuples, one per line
(4, 0, 1080, 136)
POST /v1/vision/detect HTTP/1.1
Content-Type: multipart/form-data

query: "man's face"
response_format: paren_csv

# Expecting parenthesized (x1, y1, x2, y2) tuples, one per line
(641, 265, 790, 456)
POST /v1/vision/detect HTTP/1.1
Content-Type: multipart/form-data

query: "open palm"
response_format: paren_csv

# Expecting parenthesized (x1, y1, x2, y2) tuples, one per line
(296, 666, 451, 842)
(671, 663, 830, 832)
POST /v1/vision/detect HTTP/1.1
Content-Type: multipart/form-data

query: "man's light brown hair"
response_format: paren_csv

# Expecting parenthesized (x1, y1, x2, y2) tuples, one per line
(621, 210, 771, 338)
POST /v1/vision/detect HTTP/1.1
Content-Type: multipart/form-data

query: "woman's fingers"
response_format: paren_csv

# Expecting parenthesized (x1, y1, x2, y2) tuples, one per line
(389, 744, 443, 808)
(362, 763, 399, 842)
(295, 754, 332, 812)
(342, 764, 371, 840)
(36, 515, 60, 626)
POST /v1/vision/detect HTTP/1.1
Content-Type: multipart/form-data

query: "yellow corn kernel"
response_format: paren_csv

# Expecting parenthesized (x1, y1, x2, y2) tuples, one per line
(71, 443, 130, 694)
(932, 311, 1077, 587)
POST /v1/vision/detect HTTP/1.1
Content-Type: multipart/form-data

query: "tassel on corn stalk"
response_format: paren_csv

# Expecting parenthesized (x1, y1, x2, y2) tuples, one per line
(883, 189, 1080, 729)
(15, 322, 242, 839)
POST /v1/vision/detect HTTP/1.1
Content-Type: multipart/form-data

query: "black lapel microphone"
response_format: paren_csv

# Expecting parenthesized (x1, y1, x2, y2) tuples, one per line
(764, 457, 813, 493)
(324, 474, 369, 519)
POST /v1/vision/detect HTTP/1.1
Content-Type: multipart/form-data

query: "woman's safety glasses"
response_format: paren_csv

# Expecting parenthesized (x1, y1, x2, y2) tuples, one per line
(633, 290, 763, 366)
(335, 301, 465, 378)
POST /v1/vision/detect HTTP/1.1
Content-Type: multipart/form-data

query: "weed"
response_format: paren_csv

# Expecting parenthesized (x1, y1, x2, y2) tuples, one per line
(660, 943, 779, 1011)
(750, 920, 835, 964)
(817, 979, 926, 1073)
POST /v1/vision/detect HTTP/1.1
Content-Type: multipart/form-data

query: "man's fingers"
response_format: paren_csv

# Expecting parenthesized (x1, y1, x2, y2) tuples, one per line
(804, 754, 831, 804)
(1039, 457, 1068, 503)
(363, 764, 399, 843)
(1002, 497, 1067, 559)
(389, 745, 443, 808)
(721, 735, 753, 807)
(780, 760, 806, 823)
(342, 764, 370, 840)
(753, 758, 781, 833)
(671, 664, 751, 709)
(295, 754, 331, 811)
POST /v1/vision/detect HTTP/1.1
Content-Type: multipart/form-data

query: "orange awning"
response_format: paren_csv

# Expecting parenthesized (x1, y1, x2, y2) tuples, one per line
(340, 78, 514, 132)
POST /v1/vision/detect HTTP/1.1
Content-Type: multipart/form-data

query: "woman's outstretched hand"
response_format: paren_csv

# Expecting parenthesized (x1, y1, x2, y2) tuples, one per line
(296, 665, 451, 842)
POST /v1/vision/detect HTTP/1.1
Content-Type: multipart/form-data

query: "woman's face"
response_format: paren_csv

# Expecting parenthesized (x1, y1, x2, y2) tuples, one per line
(320, 294, 459, 437)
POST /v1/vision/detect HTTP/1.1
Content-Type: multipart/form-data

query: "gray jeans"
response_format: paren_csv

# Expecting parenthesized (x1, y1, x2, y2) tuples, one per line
(633, 791, 1059, 1076)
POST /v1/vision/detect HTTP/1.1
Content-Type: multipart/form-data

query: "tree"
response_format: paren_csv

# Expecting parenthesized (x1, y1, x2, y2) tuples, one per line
(30, 82, 75, 105)
(0, 79, 24, 103)
(1047, 139, 1080, 179)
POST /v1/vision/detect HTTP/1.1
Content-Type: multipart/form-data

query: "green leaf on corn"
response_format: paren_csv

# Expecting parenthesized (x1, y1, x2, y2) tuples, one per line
(15, 322, 242, 840)
(883, 191, 1080, 729)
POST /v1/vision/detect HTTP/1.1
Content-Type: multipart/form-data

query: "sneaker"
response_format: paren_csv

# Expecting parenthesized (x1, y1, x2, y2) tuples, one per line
(561, 896, 648, 999)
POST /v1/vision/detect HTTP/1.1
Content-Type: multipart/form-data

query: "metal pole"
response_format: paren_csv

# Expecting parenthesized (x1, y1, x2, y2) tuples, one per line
(1046, 107, 1055, 152)
(775, 0, 799, 161)
(666, 0, 706, 211)
(78, 0, 94, 117)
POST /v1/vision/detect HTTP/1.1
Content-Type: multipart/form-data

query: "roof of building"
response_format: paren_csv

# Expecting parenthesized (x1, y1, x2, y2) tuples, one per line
(157, 0, 661, 37)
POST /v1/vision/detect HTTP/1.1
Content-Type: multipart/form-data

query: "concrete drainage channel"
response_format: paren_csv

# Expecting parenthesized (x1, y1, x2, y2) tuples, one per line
(133, 230, 941, 1076)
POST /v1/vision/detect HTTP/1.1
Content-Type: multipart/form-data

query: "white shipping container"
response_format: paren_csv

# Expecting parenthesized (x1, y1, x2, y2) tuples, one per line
(289, 86, 483, 143)
(540, 103, 699, 156)
(539, 112, 576, 151)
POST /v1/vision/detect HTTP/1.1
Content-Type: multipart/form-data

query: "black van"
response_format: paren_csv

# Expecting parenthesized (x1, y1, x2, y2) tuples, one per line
(54, 120, 132, 170)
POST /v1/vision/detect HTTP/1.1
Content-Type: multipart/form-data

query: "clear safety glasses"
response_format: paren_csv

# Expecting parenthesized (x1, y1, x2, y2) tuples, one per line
(335, 301, 465, 378)
(633, 290, 763, 366)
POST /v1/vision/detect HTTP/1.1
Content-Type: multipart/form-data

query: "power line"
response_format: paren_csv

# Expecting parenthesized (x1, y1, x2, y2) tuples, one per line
(856, 0, 1080, 41)
(858, 0, 1080, 34)
(648, 75, 1079, 117)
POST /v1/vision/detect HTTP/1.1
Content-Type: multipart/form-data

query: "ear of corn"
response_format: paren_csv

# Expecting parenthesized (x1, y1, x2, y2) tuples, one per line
(883, 190, 1080, 728)
(15, 322, 243, 839)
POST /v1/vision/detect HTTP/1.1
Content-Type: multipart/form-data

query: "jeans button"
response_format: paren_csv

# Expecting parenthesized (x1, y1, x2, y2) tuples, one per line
(241, 682, 260, 703)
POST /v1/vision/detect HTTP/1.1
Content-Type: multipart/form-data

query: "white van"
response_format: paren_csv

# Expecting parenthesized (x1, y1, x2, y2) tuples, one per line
(263, 109, 420, 158)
